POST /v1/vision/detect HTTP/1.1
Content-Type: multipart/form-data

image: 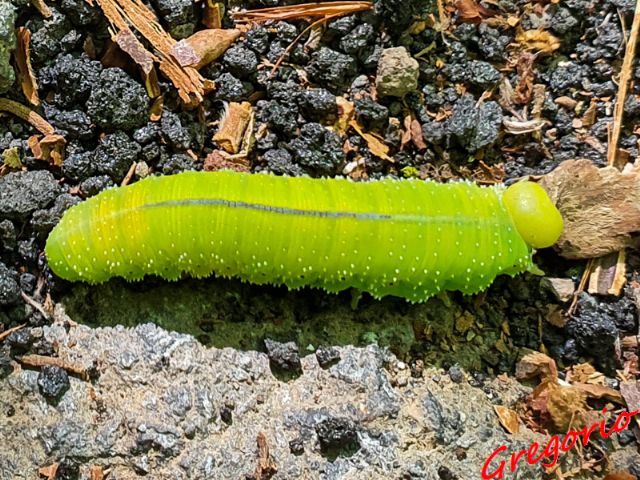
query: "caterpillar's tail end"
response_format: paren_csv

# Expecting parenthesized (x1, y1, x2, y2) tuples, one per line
(502, 181, 564, 249)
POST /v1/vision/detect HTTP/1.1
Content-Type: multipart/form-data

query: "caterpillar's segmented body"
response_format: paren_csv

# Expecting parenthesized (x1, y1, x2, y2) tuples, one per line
(45, 171, 562, 302)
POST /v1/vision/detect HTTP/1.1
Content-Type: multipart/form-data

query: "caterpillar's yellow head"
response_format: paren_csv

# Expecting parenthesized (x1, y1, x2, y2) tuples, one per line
(502, 181, 564, 249)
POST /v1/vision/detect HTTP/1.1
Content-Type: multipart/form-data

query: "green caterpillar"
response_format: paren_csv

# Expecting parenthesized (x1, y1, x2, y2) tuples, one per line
(45, 171, 563, 302)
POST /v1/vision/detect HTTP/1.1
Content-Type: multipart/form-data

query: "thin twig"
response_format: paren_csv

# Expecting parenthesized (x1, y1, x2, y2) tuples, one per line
(21, 291, 50, 320)
(568, 258, 594, 316)
(269, 13, 343, 77)
(0, 98, 54, 135)
(0, 324, 25, 343)
(18, 354, 92, 380)
(607, 0, 640, 166)
(233, 1, 373, 22)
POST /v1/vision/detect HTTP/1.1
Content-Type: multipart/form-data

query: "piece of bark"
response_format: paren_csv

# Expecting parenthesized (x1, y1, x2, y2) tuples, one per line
(539, 159, 640, 259)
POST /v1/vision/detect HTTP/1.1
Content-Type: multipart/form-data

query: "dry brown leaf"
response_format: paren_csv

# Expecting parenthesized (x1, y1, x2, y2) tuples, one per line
(566, 363, 599, 384)
(454, 0, 495, 23)
(494, 405, 520, 434)
(334, 96, 355, 136)
(15, 28, 40, 106)
(571, 382, 624, 404)
(171, 29, 241, 70)
(538, 159, 640, 259)
(349, 120, 393, 162)
(514, 52, 536, 105)
(213, 102, 253, 154)
(546, 382, 591, 431)
(515, 352, 558, 381)
(581, 98, 598, 128)
(401, 114, 426, 151)
(28, 134, 66, 167)
(529, 379, 591, 432)
(515, 29, 561, 55)
(544, 304, 566, 328)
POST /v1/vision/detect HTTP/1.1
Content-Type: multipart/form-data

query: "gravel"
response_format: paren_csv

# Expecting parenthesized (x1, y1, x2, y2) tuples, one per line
(375, 47, 419, 98)
(0, 171, 60, 221)
(87, 68, 149, 131)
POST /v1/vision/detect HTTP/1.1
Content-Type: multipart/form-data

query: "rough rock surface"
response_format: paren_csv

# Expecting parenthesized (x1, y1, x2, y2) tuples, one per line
(375, 47, 419, 98)
(1, 307, 637, 479)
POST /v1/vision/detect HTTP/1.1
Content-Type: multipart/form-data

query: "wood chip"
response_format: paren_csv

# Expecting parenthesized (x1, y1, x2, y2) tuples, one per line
(587, 249, 626, 295)
(15, 28, 40, 106)
(213, 102, 253, 154)
(171, 29, 241, 70)
(18, 354, 92, 380)
(604, 473, 637, 480)
(539, 159, 640, 259)
(555, 96, 577, 110)
(494, 405, 520, 434)
(254, 432, 277, 480)
(581, 98, 598, 128)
